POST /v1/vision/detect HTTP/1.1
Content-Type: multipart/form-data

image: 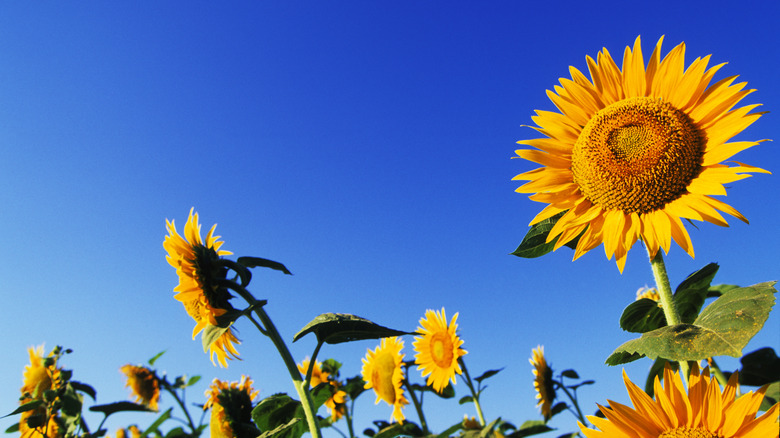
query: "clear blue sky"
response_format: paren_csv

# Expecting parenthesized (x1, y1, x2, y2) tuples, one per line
(1, 1, 778, 436)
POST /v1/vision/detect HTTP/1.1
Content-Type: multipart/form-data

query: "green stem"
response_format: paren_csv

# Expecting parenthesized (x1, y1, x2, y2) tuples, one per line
(402, 376, 429, 434)
(555, 379, 586, 426)
(162, 381, 197, 434)
(346, 399, 356, 438)
(458, 357, 486, 426)
(707, 357, 730, 389)
(228, 282, 322, 438)
(647, 248, 690, 383)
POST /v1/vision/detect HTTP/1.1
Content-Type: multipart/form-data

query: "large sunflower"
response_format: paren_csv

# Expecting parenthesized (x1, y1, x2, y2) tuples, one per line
(164, 208, 241, 367)
(514, 36, 768, 271)
(529, 346, 555, 420)
(580, 364, 779, 437)
(361, 337, 409, 424)
(120, 365, 160, 411)
(298, 359, 348, 421)
(19, 345, 63, 438)
(412, 308, 467, 393)
(204, 376, 259, 438)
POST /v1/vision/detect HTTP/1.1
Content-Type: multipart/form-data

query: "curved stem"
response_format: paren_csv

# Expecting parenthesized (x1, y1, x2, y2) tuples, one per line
(555, 380, 586, 426)
(161, 380, 197, 433)
(458, 357, 486, 426)
(305, 341, 325, 389)
(227, 281, 322, 438)
(647, 248, 690, 383)
(402, 376, 429, 434)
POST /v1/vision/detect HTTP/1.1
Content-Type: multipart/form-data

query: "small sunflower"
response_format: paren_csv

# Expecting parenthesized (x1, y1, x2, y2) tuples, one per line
(164, 208, 241, 367)
(529, 346, 555, 420)
(204, 376, 259, 438)
(298, 359, 348, 421)
(636, 286, 661, 302)
(112, 426, 141, 438)
(580, 364, 779, 437)
(120, 365, 160, 411)
(20, 345, 64, 438)
(361, 337, 409, 424)
(412, 308, 467, 393)
(514, 36, 769, 272)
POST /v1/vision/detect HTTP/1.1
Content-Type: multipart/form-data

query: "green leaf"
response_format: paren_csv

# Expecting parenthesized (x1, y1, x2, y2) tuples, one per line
(236, 256, 293, 275)
(436, 421, 464, 438)
(257, 418, 303, 438)
(674, 263, 719, 323)
(343, 375, 367, 400)
(708, 284, 739, 298)
(372, 421, 423, 438)
(738, 347, 780, 386)
(70, 381, 97, 401)
(560, 369, 579, 379)
(550, 402, 567, 418)
(293, 313, 410, 344)
(620, 299, 666, 333)
(89, 401, 152, 416)
(202, 323, 232, 352)
(251, 394, 306, 438)
(148, 350, 166, 366)
(607, 282, 777, 365)
(459, 395, 474, 405)
(3, 400, 44, 418)
(760, 382, 779, 412)
(186, 375, 202, 387)
(508, 420, 555, 438)
(511, 212, 566, 259)
(475, 368, 504, 384)
(4, 423, 19, 433)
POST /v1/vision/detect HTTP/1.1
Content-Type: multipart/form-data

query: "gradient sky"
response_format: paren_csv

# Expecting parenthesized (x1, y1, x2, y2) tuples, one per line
(1, 2, 778, 437)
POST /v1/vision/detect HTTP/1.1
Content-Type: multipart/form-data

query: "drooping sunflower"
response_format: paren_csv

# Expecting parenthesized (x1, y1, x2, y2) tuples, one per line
(204, 376, 259, 438)
(119, 365, 160, 411)
(298, 359, 348, 421)
(164, 208, 241, 367)
(529, 346, 556, 421)
(412, 308, 467, 393)
(19, 345, 64, 438)
(514, 36, 769, 272)
(580, 364, 779, 437)
(361, 337, 409, 424)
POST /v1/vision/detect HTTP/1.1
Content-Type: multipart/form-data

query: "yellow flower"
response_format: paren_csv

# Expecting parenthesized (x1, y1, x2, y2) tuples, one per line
(204, 376, 259, 438)
(19, 345, 63, 438)
(112, 426, 140, 438)
(164, 208, 241, 367)
(529, 346, 555, 420)
(413, 308, 467, 393)
(361, 337, 409, 424)
(120, 365, 160, 411)
(298, 359, 348, 421)
(636, 286, 661, 302)
(580, 364, 780, 437)
(514, 36, 769, 272)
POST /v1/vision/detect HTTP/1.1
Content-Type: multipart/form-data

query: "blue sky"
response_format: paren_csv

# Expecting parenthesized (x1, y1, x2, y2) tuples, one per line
(1, 1, 778, 436)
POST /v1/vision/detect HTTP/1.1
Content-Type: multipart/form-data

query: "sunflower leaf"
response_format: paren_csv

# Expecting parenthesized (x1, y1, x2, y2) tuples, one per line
(512, 212, 578, 258)
(201, 324, 231, 352)
(89, 401, 153, 416)
(2, 400, 44, 418)
(737, 347, 780, 386)
(760, 382, 779, 412)
(293, 313, 410, 344)
(474, 368, 504, 383)
(674, 263, 719, 323)
(236, 256, 293, 275)
(607, 282, 776, 364)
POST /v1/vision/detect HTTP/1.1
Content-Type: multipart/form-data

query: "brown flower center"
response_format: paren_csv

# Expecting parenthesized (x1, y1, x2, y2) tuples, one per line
(571, 97, 705, 214)
(429, 332, 454, 368)
(658, 427, 719, 438)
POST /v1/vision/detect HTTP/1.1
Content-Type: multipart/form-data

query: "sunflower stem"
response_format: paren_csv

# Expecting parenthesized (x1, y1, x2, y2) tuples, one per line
(402, 375, 429, 434)
(707, 357, 730, 389)
(458, 357, 486, 427)
(555, 379, 587, 426)
(647, 249, 690, 383)
(161, 379, 198, 434)
(228, 281, 322, 438)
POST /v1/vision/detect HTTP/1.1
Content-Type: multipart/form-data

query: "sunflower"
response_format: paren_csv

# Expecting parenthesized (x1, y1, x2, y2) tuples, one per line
(204, 376, 259, 438)
(529, 346, 556, 420)
(19, 345, 64, 438)
(120, 365, 160, 411)
(164, 208, 241, 367)
(636, 286, 661, 302)
(580, 364, 779, 437)
(298, 359, 348, 421)
(361, 337, 409, 424)
(514, 36, 769, 272)
(413, 308, 467, 393)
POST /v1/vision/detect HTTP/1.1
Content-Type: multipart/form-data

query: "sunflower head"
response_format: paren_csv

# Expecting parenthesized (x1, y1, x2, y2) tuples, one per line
(412, 308, 467, 393)
(120, 365, 160, 411)
(635, 286, 661, 302)
(514, 36, 769, 272)
(164, 208, 242, 367)
(19, 345, 65, 438)
(204, 376, 259, 438)
(580, 363, 780, 437)
(529, 346, 556, 421)
(361, 337, 409, 424)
